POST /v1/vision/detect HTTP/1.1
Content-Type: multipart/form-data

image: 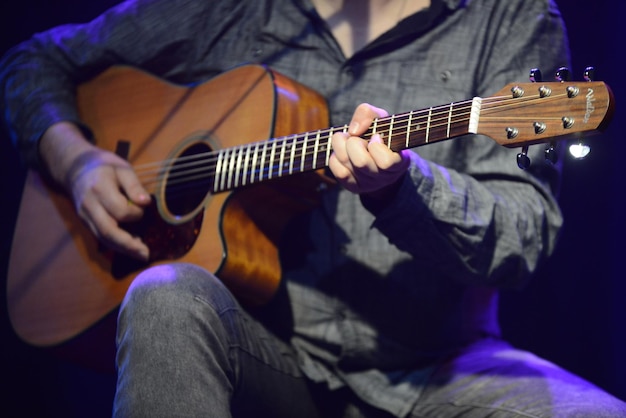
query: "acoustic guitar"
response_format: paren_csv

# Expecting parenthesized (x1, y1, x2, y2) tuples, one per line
(6, 64, 614, 346)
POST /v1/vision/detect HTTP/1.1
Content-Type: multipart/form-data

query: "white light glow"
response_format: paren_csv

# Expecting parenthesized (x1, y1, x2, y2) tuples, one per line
(569, 142, 591, 159)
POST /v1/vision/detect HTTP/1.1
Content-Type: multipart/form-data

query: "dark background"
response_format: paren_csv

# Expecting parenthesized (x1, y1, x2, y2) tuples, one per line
(1, 1, 625, 416)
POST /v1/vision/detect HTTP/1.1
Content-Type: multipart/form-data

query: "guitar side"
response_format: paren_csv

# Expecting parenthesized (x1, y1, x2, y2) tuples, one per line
(7, 65, 329, 346)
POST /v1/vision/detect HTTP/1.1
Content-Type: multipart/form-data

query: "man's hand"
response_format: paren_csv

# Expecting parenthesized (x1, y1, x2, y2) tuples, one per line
(329, 103, 411, 197)
(40, 122, 151, 260)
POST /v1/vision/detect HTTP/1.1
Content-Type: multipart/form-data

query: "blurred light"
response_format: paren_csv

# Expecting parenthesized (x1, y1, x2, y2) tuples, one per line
(569, 142, 591, 159)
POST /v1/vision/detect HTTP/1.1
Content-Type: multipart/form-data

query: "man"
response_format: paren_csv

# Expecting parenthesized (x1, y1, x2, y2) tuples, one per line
(2, 0, 625, 416)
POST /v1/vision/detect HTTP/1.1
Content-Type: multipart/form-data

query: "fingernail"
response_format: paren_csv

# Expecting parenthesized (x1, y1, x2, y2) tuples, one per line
(349, 121, 360, 135)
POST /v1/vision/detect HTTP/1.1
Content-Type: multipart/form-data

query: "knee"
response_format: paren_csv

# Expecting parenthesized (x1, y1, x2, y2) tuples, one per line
(119, 263, 237, 329)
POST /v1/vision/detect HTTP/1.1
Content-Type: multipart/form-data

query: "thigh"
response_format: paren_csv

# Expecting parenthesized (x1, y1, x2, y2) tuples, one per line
(229, 300, 325, 418)
(115, 262, 324, 418)
(410, 339, 626, 418)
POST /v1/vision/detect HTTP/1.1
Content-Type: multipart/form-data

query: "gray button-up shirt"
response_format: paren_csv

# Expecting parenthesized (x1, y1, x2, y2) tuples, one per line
(0, 0, 569, 415)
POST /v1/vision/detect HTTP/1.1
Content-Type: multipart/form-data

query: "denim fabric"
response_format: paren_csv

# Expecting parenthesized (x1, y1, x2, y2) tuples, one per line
(114, 263, 323, 417)
(114, 264, 626, 417)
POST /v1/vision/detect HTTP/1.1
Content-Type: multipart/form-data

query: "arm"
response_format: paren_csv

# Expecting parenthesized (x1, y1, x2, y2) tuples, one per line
(0, 0, 221, 259)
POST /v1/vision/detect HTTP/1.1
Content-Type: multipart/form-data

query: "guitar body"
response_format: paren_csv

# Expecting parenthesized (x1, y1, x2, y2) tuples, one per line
(7, 65, 329, 346)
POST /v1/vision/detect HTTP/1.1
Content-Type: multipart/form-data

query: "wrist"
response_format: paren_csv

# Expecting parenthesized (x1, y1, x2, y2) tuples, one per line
(39, 121, 95, 188)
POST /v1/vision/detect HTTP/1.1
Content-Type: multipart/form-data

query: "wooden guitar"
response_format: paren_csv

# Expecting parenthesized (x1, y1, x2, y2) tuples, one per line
(7, 65, 614, 346)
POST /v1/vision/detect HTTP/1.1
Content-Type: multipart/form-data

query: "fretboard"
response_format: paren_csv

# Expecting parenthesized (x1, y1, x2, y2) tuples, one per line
(212, 99, 477, 193)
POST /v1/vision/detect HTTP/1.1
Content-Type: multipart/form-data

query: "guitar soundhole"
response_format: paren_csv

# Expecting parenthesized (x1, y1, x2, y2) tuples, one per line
(165, 141, 213, 217)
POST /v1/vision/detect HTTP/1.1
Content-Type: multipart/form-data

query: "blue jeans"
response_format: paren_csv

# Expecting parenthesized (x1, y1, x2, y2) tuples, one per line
(113, 263, 626, 417)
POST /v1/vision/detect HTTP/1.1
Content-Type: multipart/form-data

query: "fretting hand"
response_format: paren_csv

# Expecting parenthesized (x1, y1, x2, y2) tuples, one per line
(329, 103, 412, 197)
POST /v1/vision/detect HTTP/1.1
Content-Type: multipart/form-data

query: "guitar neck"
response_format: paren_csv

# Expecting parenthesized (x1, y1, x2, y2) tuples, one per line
(212, 100, 474, 193)
(206, 77, 615, 194)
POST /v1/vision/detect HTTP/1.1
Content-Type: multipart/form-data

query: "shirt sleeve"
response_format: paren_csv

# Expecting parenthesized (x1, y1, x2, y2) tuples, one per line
(0, 0, 221, 169)
(365, 0, 570, 288)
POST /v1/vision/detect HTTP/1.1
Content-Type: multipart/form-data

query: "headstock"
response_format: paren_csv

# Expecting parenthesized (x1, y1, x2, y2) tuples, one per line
(476, 67, 615, 169)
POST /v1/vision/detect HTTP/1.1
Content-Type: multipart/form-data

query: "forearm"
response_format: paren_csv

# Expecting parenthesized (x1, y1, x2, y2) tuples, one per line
(0, 0, 215, 169)
(371, 148, 562, 288)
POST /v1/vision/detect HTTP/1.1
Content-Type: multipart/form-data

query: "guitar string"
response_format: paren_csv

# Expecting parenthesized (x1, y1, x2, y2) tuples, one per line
(132, 91, 551, 178)
(134, 93, 490, 181)
(137, 91, 570, 192)
(134, 99, 478, 191)
(130, 92, 572, 195)
(137, 92, 570, 198)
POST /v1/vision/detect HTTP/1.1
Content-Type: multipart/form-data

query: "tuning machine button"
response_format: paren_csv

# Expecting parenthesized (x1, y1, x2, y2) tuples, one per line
(529, 68, 542, 82)
(545, 142, 558, 164)
(555, 67, 571, 82)
(584, 66, 595, 82)
(517, 146, 531, 170)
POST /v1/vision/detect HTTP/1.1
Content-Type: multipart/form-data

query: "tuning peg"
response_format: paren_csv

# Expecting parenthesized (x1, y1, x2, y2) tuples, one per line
(584, 66, 595, 82)
(529, 68, 542, 82)
(545, 142, 558, 164)
(517, 146, 531, 169)
(569, 139, 591, 159)
(555, 67, 570, 82)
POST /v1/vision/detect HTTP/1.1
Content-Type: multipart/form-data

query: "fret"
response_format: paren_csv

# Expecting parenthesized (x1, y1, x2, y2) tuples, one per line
(277, 138, 287, 178)
(222, 148, 231, 191)
(447, 103, 453, 138)
(250, 142, 260, 184)
(425, 107, 432, 143)
(233, 145, 244, 188)
(227, 147, 237, 189)
(405, 111, 413, 148)
(242, 144, 251, 186)
(387, 114, 394, 149)
(300, 132, 308, 173)
(289, 135, 298, 175)
(214, 149, 225, 192)
(219, 148, 229, 191)
(312, 131, 321, 169)
(268, 140, 278, 179)
(259, 141, 269, 181)
(324, 130, 332, 166)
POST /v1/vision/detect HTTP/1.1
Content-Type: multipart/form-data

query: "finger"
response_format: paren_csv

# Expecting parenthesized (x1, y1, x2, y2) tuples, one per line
(348, 103, 389, 136)
(368, 136, 404, 170)
(117, 165, 151, 207)
(88, 203, 150, 260)
(331, 132, 350, 165)
(328, 153, 359, 193)
(91, 173, 145, 222)
(346, 135, 378, 173)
